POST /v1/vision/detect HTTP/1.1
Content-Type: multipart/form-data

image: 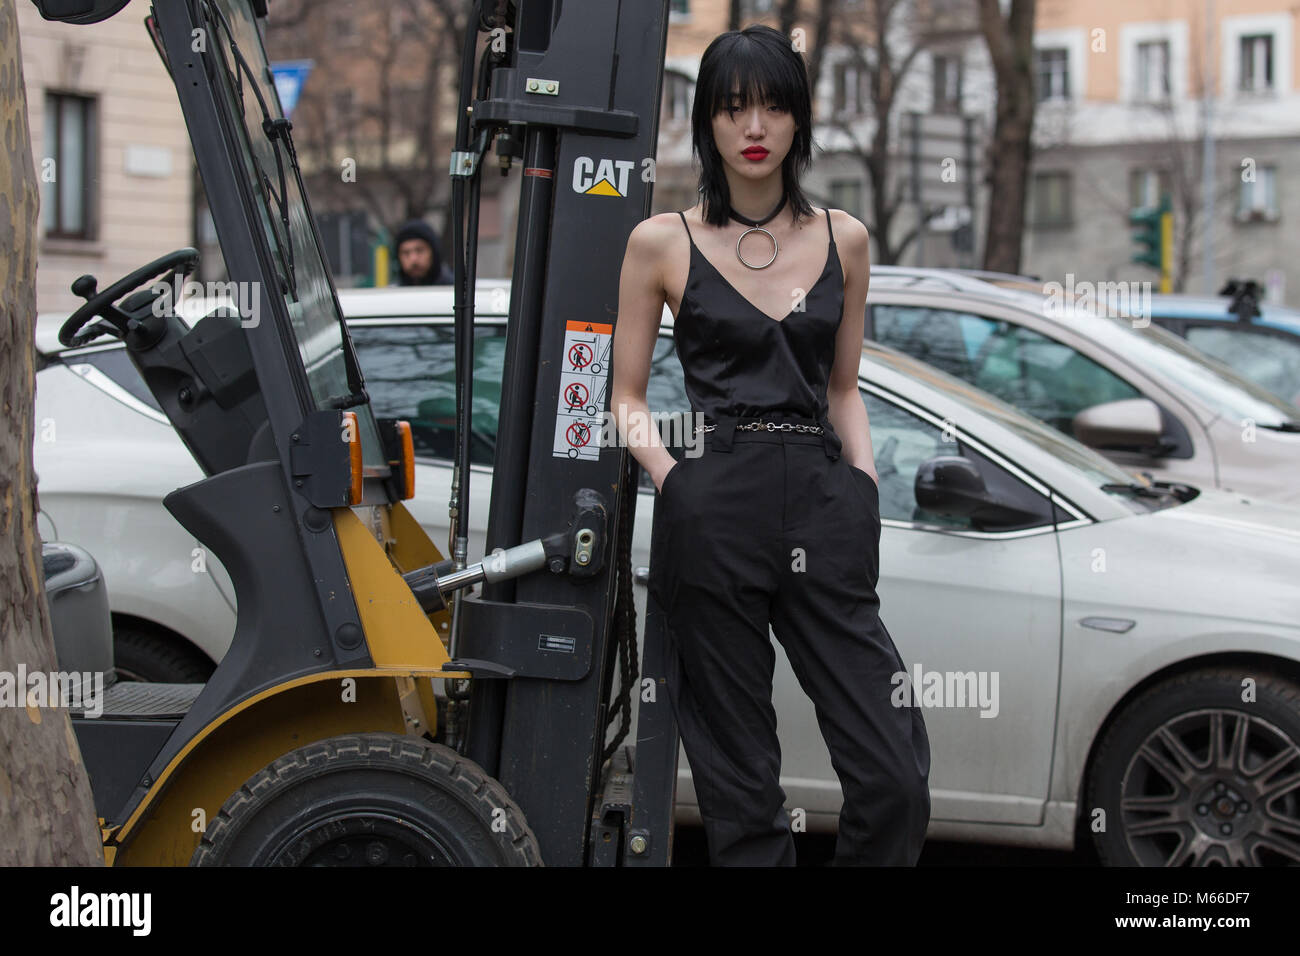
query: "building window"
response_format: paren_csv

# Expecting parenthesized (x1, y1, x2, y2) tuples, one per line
(1237, 164, 1278, 221)
(740, 0, 775, 16)
(317, 209, 373, 281)
(932, 53, 963, 114)
(1035, 48, 1070, 102)
(333, 17, 357, 42)
(393, 86, 424, 134)
(1129, 168, 1170, 211)
(1136, 40, 1170, 101)
(388, 6, 418, 38)
(1030, 171, 1072, 227)
(833, 59, 868, 116)
(829, 179, 863, 220)
(669, 0, 690, 17)
(332, 90, 355, 128)
(663, 71, 694, 124)
(1239, 34, 1274, 92)
(42, 93, 97, 240)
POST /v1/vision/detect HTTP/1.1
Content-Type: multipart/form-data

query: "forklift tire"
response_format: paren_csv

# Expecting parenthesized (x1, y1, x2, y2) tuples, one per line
(191, 733, 543, 866)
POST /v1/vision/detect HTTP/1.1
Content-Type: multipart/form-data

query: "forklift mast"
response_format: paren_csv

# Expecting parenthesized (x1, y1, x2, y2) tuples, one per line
(452, 0, 676, 865)
(31, 0, 680, 866)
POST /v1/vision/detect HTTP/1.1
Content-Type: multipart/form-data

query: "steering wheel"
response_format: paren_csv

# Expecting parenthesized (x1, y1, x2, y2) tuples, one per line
(59, 247, 200, 349)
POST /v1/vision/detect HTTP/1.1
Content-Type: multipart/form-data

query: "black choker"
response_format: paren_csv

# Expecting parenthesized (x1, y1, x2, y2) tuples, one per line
(727, 197, 786, 269)
(727, 196, 786, 228)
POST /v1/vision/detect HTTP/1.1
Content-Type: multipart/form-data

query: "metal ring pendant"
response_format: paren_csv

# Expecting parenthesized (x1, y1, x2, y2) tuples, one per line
(735, 226, 778, 270)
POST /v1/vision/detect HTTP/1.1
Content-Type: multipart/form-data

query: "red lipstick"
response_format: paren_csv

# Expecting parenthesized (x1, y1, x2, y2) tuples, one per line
(742, 146, 769, 161)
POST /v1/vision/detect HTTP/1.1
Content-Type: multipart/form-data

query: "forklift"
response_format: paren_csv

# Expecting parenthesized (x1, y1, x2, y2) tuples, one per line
(34, 0, 679, 866)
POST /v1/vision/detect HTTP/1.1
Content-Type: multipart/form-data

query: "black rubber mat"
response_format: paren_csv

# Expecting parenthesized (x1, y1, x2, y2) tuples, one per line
(76, 681, 205, 719)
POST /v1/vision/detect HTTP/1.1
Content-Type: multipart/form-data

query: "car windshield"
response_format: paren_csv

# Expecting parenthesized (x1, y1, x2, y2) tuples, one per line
(198, 0, 384, 467)
(863, 344, 1172, 511)
(1064, 305, 1300, 429)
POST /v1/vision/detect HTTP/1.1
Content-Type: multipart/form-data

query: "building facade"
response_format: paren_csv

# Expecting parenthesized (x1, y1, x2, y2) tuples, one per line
(21, 0, 193, 316)
(1026, 0, 1300, 299)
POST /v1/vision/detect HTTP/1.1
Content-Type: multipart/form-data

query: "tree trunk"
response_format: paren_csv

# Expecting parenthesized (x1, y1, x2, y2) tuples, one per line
(0, 0, 104, 867)
(977, 0, 1036, 275)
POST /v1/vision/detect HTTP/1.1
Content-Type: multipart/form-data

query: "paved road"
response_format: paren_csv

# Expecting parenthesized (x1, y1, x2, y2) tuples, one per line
(670, 825, 1097, 866)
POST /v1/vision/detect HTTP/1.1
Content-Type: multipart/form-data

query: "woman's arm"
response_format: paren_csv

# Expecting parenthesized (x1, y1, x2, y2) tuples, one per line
(825, 210, 878, 485)
(611, 215, 680, 492)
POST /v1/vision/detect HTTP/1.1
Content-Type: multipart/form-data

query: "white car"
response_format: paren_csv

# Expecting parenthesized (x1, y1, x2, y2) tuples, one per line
(868, 268, 1300, 506)
(33, 285, 1300, 864)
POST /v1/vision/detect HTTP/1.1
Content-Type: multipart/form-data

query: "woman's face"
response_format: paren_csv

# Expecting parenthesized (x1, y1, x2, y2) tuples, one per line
(711, 87, 796, 181)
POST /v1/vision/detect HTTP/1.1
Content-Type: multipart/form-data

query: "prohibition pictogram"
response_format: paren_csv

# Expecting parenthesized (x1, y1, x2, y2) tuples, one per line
(564, 381, 589, 410)
(554, 319, 612, 462)
(566, 420, 593, 450)
(568, 342, 594, 371)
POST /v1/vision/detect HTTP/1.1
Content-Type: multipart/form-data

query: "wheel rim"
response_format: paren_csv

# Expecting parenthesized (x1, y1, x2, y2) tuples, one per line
(264, 810, 463, 866)
(1119, 708, 1300, 865)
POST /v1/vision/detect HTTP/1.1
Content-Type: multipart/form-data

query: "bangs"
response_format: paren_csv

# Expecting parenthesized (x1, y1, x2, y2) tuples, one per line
(701, 47, 799, 116)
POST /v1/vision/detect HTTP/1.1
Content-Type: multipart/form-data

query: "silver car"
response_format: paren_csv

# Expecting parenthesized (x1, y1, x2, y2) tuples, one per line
(867, 268, 1300, 506)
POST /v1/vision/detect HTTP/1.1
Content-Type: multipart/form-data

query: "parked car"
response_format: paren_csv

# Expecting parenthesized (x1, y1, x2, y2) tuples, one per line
(866, 267, 1300, 506)
(1143, 289, 1300, 408)
(34, 323, 228, 682)
(34, 284, 1300, 864)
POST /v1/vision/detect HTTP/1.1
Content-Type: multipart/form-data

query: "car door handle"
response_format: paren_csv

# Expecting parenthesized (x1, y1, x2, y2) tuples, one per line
(1079, 616, 1136, 633)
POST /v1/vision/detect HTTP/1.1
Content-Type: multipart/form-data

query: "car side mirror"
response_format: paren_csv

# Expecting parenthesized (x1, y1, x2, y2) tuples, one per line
(1073, 398, 1172, 456)
(915, 455, 1044, 530)
(915, 456, 988, 519)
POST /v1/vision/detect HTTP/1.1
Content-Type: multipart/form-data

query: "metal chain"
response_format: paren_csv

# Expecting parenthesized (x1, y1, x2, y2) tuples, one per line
(693, 421, 823, 435)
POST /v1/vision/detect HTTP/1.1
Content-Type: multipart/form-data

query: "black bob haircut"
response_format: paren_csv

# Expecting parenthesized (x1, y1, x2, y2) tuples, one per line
(691, 24, 817, 228)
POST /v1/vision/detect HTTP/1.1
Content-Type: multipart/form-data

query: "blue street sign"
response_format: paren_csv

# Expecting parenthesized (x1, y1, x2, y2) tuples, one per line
(270, 59, 314, 118)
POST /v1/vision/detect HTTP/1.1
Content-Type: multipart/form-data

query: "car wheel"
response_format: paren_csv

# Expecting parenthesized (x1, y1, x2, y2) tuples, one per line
(113, 625, 214, 683)
(191, 733, 542, 866)
(1086, 667, 1300, 866)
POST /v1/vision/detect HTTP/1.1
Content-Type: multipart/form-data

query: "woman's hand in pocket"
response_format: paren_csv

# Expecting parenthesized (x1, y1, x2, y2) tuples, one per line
(849, 463, 879, 493)
(654, 460, 679, 494)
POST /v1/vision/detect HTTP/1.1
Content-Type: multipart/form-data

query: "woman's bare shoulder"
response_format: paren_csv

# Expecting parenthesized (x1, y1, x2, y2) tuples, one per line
(624, 212, 691, 278)
(827, 208, 869, 252)
(627, 211, 690, 249)
(826, 208, 871, 285)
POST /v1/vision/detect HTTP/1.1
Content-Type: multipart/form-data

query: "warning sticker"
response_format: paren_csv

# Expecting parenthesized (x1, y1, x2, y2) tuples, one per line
(553, 319, 612, 460)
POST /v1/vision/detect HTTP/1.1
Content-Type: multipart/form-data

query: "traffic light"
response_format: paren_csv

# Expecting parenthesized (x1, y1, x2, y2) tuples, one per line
(1130, 195, 1172, 292)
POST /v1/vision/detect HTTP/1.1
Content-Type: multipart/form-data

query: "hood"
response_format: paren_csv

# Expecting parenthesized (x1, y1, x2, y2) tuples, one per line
(1084, 488, 1300, 628)
(393, 219, 445, 285)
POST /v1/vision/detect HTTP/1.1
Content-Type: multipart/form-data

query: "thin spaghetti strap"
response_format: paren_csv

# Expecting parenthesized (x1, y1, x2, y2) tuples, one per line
(678, 210, 696, 248)
(824, 207, 835, 245)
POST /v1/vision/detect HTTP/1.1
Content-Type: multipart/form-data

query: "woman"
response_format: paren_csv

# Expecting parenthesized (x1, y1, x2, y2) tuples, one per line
(610, 25, 930, 866)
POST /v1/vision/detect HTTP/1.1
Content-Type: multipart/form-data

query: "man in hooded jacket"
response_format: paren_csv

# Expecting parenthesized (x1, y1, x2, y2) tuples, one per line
(393, 219, 453, 285)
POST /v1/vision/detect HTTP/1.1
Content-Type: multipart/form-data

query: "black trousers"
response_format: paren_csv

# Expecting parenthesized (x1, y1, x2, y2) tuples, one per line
(648, 419, 931, 866)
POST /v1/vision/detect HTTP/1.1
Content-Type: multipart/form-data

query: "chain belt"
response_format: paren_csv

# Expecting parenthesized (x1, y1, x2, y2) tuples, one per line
(693, 420, 823, 436)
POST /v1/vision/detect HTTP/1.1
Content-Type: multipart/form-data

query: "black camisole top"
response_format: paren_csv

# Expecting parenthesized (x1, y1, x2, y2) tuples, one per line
(672, 207, 844, 426)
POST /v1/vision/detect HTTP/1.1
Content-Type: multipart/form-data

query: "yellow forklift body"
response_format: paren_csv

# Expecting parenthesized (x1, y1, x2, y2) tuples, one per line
(108, 502, 471, 865)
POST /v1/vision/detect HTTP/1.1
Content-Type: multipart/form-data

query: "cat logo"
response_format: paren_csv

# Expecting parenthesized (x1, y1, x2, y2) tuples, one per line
(573, 156, 634, 198)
